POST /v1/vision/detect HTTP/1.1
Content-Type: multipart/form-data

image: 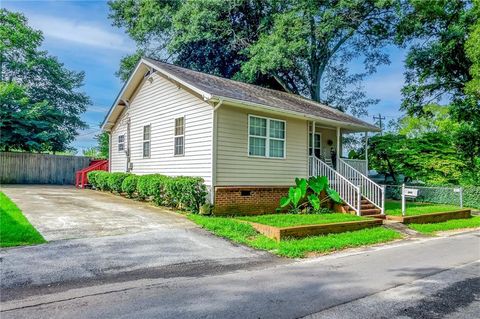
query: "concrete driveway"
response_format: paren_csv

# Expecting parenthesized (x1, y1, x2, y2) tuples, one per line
(1, 185, 281, 301)
(1, 185, 194, 240)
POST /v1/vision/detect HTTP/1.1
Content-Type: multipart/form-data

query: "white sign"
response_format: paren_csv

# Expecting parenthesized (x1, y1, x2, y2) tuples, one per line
(403, 188, 418, 197)
(453, 188, 462, 193)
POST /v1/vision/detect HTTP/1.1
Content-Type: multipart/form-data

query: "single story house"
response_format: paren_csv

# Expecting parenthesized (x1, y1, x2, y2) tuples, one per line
(102, 57, 383, 215)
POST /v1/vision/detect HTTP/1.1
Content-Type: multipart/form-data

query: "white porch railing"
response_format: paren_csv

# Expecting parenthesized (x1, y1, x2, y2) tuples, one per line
(338, 159, 385, 214)
(341, 158, 368, 175)
(309, 156, 361, 215)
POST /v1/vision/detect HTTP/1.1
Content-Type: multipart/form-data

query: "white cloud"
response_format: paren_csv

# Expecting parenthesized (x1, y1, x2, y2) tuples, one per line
(27, 13, 132, 52)
(87, 105, 109, 113)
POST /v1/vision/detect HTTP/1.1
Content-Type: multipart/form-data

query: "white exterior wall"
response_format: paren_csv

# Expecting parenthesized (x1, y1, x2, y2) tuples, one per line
(109, 73, 214, 186)
(110, 110, 128, 172)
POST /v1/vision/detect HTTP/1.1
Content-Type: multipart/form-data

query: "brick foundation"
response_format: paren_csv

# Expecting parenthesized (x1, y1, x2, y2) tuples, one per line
(213, 186, 290, 215)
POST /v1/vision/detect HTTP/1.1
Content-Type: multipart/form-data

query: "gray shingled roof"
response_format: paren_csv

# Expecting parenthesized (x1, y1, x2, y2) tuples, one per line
(144, 57, 379, 131)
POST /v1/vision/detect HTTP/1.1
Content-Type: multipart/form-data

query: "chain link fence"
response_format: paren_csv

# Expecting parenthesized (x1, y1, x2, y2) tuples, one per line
(382, 184, 480, 210)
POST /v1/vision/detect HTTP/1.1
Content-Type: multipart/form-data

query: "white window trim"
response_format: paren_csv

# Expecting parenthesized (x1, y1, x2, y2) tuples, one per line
(173, 116, 185, 156)
(247, 114, 286, 159)
(118, 134, 125, 152)
(142, 124, 151, 158)
(309, 132, 322, 157)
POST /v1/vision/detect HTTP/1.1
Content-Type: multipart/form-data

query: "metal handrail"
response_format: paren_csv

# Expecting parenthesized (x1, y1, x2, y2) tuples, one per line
(338, 158, 385, 214)
(309, 156, 361, 215)
(341, 158, 367, 175)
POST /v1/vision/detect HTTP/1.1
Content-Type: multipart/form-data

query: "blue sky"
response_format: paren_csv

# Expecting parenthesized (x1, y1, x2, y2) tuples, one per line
(4, 0, 405, 154)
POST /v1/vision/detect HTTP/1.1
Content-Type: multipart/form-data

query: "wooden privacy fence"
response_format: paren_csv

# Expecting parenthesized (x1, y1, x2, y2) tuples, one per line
(0, 152, 92, 185)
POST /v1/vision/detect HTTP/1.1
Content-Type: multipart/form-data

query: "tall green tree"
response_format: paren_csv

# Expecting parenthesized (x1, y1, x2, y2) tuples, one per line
(0, 9, 90, 153)
(240, 0, 398, 115)
(109, 0, 399, 115)
(0, 82, 64, 152)
(396, 0, 480, 169)
(368, 133, 466, 185)
(83, 132, 109, 159)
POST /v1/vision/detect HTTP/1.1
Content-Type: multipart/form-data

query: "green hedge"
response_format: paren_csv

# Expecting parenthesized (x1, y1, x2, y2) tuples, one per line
(107, 172, 130, 193)
(87, 170, 110, 191)
(87, 170, 100, 187)
(88, 171, 207, 213)
(121, 175, 138, 198)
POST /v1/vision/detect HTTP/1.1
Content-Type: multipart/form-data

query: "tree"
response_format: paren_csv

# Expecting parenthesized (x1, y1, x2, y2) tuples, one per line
(396, 0, 480, 172)
(109, 0, 399, 115)
(83, 132, 109, 159)
(368, 133, 466, 185)
(465, 0, 480, 98)
(0, 82, 61, 152)
(108, 0, 181, 81)
(393, 104, 459, 138)
(240, 0, 398, 115)
(0, 9, 90, 153)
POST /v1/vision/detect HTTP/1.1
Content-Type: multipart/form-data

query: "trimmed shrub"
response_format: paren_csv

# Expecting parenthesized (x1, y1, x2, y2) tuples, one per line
(136, 174, 169, 204)
(87, 170, 102, 188)
(107, 172, 130, 193)
(165, 176, 208, 213)
(89, 171, 208, 213)
(121, 175, 138, 198)
(95, 171, 111, 191)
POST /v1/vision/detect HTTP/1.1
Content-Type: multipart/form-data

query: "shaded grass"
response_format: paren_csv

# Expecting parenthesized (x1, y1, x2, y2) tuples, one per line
(408, 216, 480, 234)
(237, 213, 366, 227)
(188, 214, 401, 258)
(386, 201, 461, 216)
(0, 192, 46, 247)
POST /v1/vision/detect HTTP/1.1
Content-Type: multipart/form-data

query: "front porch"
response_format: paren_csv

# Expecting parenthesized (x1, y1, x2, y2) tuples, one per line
(307, 122, 369, 175)
(307, 121, 384, 217)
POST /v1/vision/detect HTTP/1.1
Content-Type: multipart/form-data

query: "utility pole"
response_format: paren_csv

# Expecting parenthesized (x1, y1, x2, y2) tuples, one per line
(373, 113, 386, 135)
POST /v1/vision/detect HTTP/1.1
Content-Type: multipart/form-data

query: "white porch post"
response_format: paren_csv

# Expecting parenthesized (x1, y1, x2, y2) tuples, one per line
(312, 121, 315, 157)
(364, 131, 368, 174)
(336, 127, 341, 169)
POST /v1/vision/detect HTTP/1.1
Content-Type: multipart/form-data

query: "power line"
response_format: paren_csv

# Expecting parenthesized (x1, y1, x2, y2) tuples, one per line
(373, 113, 386, 135)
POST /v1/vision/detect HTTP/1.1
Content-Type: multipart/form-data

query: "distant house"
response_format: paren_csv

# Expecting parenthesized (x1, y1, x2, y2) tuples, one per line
(102, 58, 383, 215)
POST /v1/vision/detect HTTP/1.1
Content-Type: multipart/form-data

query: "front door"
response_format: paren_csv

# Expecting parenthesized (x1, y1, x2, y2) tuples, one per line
(309, 133, 321, 158)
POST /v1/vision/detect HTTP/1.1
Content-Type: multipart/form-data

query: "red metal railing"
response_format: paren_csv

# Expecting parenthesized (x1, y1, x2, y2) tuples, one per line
(75, 159, 108, 188)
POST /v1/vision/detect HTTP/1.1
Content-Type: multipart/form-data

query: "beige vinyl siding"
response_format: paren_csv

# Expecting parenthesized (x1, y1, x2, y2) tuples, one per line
(312, 124, 337, 158)
(215, 105, 308, 186)
(110, 110, 128, 172)
(110, 73, 213, 186)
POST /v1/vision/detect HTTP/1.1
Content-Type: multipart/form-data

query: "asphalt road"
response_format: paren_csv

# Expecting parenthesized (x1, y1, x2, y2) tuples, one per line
(2, 231, 479, 319)
(0, 185, 281, 302)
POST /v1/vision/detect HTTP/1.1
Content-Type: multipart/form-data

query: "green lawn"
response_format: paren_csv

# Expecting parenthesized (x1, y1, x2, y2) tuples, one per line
(385, 200, 461, 216)
(188, 214, 401, 258)
(0, 192, 46, 247)
(237, 213, 366, 227)
(409, 216, 480, 234)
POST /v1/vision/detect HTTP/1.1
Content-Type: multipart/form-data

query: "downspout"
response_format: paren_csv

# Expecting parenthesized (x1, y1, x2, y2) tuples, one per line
(210, 99, 223, 205)
(122, 99, 131, 172)
(108, 132, 112, 172)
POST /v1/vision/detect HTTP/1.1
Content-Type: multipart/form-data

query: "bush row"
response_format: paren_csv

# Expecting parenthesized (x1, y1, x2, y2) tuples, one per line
(87, 170, 208, 213)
